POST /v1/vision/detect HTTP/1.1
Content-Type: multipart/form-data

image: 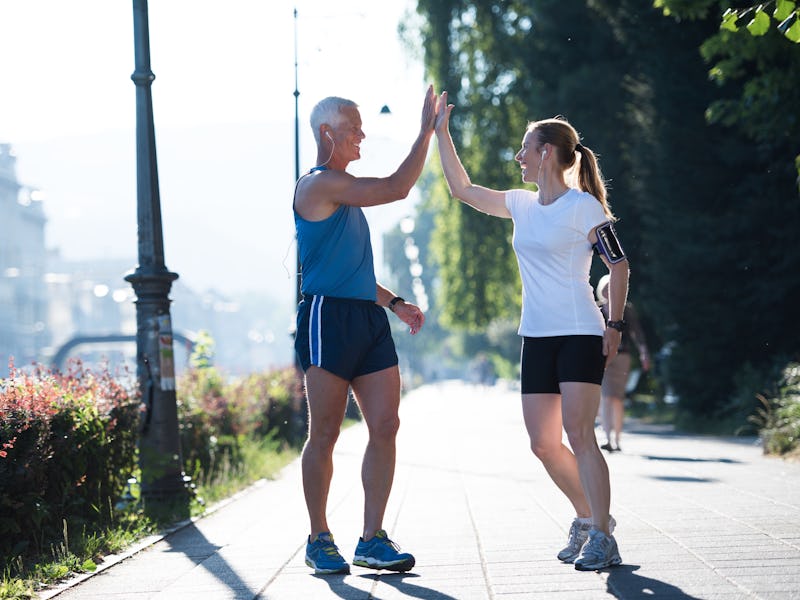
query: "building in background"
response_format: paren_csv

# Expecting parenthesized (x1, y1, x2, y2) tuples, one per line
(0, 143, 292, 377)
(0, 143, 49, 368)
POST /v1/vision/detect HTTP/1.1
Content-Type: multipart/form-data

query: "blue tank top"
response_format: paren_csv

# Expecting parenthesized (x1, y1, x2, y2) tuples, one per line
(294, 195, 377, 301)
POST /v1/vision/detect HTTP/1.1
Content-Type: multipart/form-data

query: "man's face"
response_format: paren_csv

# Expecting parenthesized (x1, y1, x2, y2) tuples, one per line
(330, 106, 365, 162)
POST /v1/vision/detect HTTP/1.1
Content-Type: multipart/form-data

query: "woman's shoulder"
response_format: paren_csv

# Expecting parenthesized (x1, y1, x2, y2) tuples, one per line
(568, 189, 606, 216)
(505, 188, 538, 211)
(506, 188, 537, 201)
(568, 189, 598, 203)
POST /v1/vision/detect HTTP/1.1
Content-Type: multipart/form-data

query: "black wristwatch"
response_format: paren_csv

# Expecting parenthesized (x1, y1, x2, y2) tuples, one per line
(606, 319, 626, 332)
(388, 296, 405, 312)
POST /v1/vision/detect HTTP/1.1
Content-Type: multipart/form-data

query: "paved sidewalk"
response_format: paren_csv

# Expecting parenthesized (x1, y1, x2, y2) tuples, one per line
(44, 381, 800, 599)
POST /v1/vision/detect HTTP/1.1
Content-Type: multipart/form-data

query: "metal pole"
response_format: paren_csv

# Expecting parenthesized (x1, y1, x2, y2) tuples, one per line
(293, 7, 303, 373)
(293, 7, 301, 309)
(126, 0, 189, 507)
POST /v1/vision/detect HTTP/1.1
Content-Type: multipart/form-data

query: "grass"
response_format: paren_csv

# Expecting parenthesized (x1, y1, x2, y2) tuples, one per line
(1, 436, 298, 600)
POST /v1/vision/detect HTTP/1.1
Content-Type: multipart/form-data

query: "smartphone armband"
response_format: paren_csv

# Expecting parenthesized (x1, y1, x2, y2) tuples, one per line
(593, 221, 627, 264)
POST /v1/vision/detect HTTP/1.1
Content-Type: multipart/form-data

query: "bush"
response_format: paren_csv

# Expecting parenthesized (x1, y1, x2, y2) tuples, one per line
(752, 362, 800, 457)
(177, 349, 305, 484)
(0, 361, 139, 559)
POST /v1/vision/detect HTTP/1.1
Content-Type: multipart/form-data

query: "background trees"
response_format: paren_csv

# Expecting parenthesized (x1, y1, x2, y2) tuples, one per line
(404, 0, 800, 430)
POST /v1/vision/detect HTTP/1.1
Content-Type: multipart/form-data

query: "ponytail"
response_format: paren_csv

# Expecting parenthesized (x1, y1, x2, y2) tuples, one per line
(575, 144, 614, 220)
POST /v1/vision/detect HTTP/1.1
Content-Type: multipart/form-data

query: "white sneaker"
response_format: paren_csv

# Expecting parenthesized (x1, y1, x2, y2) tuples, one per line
(557, 515, 616, 563)
(574, 528, 622, 570)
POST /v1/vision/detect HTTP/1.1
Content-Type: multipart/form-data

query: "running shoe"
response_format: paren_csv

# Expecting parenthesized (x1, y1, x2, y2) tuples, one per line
(352, 529, 415, 572)
(574, 528, 622, 571)
(557, 515, 616, 563)
(305, 532, 350, 575)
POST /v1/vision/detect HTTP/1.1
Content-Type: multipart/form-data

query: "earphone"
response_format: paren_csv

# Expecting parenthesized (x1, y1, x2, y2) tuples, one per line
(542, 149, 547, 159)
(325, 131, 333, 141)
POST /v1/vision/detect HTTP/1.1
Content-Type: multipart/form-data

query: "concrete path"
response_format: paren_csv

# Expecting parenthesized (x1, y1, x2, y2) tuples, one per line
(43, 381, 800, 599)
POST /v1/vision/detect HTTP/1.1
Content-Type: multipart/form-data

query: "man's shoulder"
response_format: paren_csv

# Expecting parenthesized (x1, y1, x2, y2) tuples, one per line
(295, 170, 347, 220)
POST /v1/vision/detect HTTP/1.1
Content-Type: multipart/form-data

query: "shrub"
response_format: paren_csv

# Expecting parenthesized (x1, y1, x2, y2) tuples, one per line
(752, 362, 800, 457)
(176, 347, 306, 484)
(0, 361, 139, 559)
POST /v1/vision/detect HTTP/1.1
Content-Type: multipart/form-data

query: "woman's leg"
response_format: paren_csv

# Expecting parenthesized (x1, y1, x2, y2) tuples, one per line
(522, 393, 591, 517)
(560, 381, 611, 534)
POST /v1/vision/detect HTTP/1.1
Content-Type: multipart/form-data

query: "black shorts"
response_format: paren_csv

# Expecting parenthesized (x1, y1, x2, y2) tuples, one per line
(295, 295, 398, 381)
(520, 335, 605, 394)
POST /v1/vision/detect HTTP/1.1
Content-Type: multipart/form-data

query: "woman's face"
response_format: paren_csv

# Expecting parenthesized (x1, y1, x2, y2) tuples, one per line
(515, 131, 542, 183)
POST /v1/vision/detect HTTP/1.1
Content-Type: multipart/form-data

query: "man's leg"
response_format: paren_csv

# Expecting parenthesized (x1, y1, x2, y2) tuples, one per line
(302, 366, 350, 539)
(350, 365, 401, 540)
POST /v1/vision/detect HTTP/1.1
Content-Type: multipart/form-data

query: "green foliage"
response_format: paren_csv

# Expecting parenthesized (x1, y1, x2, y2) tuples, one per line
(177, 364, 305, 484)
(719, 2, 800, 42)
(0, 361, 139, 560)
(751, 362, 800, 455)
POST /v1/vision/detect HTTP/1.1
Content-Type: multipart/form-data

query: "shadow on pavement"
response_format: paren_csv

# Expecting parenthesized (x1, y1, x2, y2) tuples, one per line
(314, 572, 459, 600)
(643, 455, 740, 464)
(164, 522, 257, 598)
(365, 573, 460, 600)
(648, 475, 716, 483)
(607, 564, 704, 599)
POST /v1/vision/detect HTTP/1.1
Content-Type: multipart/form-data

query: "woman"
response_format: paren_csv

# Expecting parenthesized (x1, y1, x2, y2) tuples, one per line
(595, 274, 650, 453)
(434, 91, 629, 571)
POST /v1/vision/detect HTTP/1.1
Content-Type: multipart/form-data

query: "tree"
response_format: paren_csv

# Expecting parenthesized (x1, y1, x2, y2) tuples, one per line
(651, 0, 800, 424)
(412, 0, 800, 428)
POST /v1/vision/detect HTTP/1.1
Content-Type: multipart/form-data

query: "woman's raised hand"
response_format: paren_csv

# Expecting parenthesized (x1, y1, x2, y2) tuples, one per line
(434, 91, 454, 134)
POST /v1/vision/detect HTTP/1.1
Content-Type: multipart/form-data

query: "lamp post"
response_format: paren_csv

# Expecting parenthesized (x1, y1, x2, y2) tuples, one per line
(125, 0, 188, 507)
(292, 7, 303, 373)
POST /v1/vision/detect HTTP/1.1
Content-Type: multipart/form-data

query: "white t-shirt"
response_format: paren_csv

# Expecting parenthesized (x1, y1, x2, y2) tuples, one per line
(505, 188, 608, 337)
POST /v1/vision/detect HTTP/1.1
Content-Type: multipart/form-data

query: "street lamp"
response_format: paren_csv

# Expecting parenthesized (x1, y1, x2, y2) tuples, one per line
(125, 0, 189, 509)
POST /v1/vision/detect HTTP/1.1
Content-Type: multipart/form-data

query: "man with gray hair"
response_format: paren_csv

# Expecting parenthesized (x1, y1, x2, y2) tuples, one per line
(293, 85, 436, 575)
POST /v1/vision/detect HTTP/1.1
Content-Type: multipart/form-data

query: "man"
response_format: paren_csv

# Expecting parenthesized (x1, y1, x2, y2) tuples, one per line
(293, 86, 436, 575)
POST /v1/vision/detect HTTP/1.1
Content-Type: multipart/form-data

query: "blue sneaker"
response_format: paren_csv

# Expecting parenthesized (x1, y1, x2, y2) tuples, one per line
(305, 532, 350, 574)
(352, 529, 415, 572)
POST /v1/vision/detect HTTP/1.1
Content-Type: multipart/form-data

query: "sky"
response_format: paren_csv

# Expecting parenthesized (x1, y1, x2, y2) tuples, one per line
(0, 0, 428, 305)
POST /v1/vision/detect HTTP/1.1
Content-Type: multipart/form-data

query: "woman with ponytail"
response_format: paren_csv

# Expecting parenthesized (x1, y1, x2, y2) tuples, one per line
(434, 92, 629, 571)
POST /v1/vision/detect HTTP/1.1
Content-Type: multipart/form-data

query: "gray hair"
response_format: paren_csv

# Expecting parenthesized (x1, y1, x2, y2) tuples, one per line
(310, 96, 358, 144)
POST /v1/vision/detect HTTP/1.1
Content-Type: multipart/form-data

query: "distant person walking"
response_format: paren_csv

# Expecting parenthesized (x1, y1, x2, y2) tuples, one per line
(293, 86, 436, 575)
(434, 91, 628, 571)
(595, 275, 650, 453)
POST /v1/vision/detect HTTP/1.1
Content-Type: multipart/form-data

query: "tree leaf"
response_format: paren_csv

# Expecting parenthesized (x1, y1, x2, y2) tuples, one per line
(786, 17, 800, 41)
(721, 9, 740, 32)
(746, 9, 772, 36)
(774, 0, 796, 22)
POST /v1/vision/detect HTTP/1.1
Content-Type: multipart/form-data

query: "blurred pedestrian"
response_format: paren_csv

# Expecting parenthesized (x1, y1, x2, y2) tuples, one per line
(595, 274, 650, 452)
(434, 92, 627, 571)
(293, 86, 436, 575)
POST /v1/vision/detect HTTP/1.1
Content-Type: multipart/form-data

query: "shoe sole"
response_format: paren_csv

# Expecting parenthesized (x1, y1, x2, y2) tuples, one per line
(305, 558, 350, 575)
(353, 556, 415, 572)
(574, 555, 622, 571)
(558, 552, 580, 564)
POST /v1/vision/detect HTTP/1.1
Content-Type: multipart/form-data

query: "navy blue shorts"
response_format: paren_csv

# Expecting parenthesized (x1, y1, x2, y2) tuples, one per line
(520, 335, 605, 394)
(295, 295, 398, 381)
